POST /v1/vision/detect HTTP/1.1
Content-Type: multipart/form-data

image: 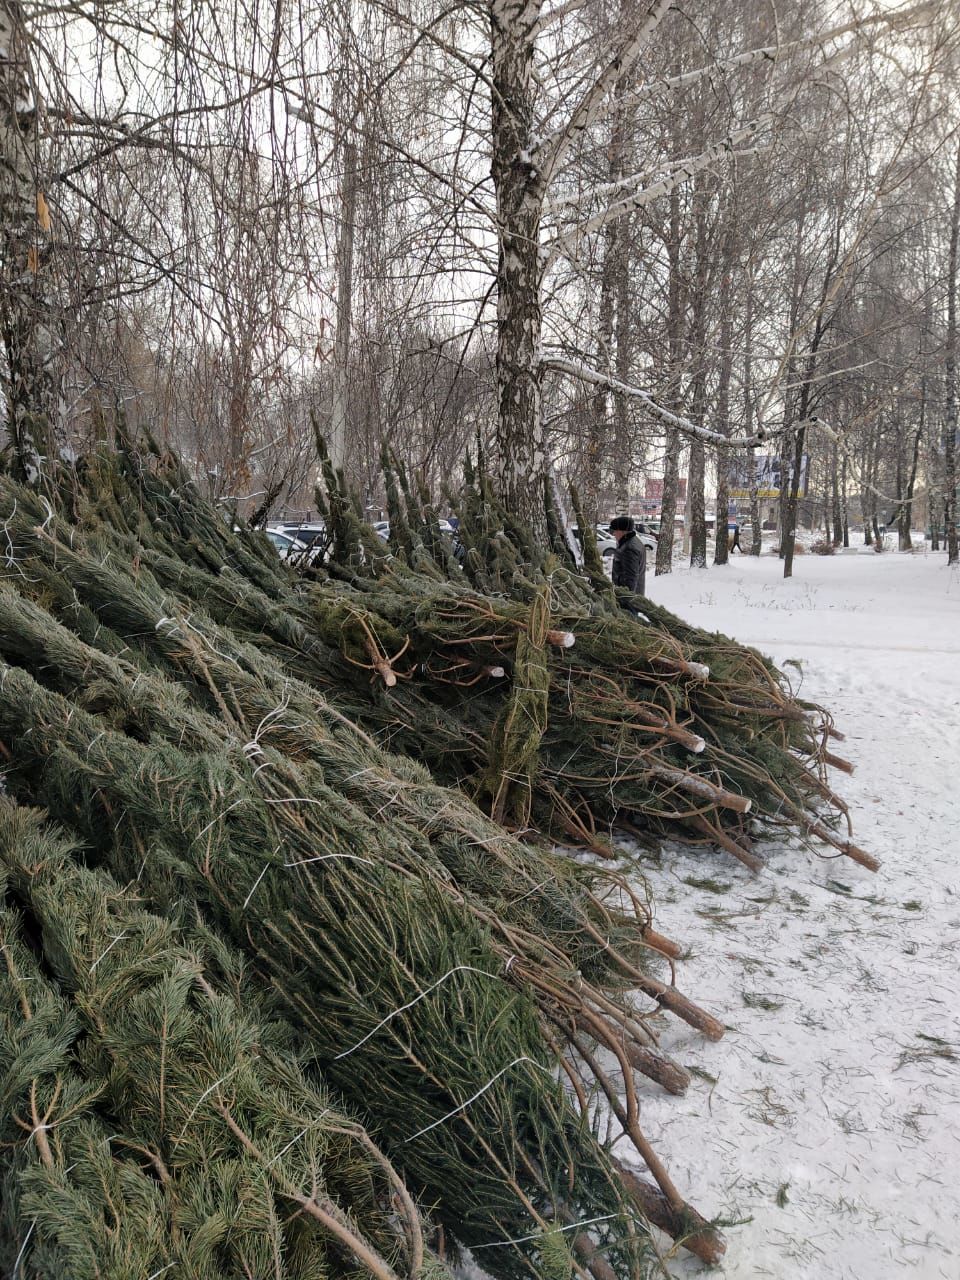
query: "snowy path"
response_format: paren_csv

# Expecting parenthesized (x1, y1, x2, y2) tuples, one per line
(630, 551, 960, 1280)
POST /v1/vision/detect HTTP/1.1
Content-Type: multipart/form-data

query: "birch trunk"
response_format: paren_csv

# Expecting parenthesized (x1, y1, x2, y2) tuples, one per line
(687, 315, 706, 566)
(0, 0, 65, 485)
(655, 181, 684, 575)
(831, 442, 842, 545)
(899, 414, 923, 552)
(742, 281, 762, 554)
(687, 186, 708, 569)
(713, 218, 735, 566)
(586, 57, 631, 522)
(945, 140, 960, 566)
(656, 439, 680, 575)
(585, 210, 616, 520)
(782, 417, 806, 578)
(613, 252, 632, 511)
(783, 226, 839, 577)
(490, 1, 547, 533)
(840, 453, 849, 548)
(329, 139, 358, 475)
(688, 436, 706, 568)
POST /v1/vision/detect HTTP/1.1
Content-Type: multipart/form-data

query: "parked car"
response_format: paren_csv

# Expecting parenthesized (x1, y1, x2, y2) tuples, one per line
(568, 526, 613, 558)
(279, 521, 329, 555)
(372, 519, 456, 541)
(569, 524, 657, 559)
(263, 527, 317, 563)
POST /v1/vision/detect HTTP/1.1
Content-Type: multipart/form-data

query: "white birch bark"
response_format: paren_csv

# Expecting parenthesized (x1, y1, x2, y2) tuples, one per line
(489, 0, 547, 528)
(329, 139, 358, 475)
(0, 0, 65, 485)
(944, 140, 960, 565)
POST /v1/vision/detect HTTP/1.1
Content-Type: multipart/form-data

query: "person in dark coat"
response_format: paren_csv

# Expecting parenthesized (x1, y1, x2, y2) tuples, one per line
(608, 515, 645, 601)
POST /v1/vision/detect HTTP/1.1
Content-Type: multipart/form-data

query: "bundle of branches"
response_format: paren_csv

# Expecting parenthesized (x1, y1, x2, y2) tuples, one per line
(0, 802, 432, 1280)
(0, 462, 726, 1274)
(310, 446, 872, 871)
(35, 438, 868, 873)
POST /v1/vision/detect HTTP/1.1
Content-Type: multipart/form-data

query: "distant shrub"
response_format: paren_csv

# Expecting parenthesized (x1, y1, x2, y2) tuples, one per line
(809, 539, 836, 555)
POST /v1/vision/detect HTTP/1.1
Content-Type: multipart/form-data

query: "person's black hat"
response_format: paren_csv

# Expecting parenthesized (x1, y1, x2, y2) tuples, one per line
(608, 515, 635, 533)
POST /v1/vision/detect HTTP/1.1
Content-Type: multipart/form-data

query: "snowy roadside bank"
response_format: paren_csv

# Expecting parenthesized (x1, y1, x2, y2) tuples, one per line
(632, 552, 960, 1279)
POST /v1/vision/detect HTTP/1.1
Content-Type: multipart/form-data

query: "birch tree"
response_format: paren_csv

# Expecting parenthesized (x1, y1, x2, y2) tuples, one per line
(0, 0, 64, 483)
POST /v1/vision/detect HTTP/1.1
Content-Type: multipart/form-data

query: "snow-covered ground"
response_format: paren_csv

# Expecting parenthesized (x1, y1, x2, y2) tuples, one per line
(632, 547, 960, 1279)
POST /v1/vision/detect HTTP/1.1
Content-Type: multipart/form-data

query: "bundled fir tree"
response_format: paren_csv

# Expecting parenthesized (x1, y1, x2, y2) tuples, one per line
(0, 803, 433, 1280)
(0, 432, 871, 1276)
(0, 463, 726, 1275)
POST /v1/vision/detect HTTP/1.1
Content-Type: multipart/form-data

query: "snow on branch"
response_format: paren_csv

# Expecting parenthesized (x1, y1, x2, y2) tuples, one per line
(547, 147, 757, 215)
(534, 0, 588, 34)
(544, 118, 771, 265)
(612, 1, 941, 117)
(542, 355, 829, 450)
(537, 0, 673, 185)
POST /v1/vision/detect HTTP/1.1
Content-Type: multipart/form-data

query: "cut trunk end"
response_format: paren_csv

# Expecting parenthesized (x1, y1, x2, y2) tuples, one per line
(617, 1164, 726, 1265)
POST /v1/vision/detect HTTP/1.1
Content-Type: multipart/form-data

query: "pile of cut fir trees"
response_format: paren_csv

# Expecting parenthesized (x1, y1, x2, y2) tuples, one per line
(0, 433, 871, 1280)
(299, 441, 870, 872)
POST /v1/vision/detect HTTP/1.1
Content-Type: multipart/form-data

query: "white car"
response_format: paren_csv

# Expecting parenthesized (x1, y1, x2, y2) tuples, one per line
(602, 524, 658, 554)
(569, 525, 657, 559)
(372, 519, 456, 541)
(594, 525, 617, 557)
(264, 527, 314, 562)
